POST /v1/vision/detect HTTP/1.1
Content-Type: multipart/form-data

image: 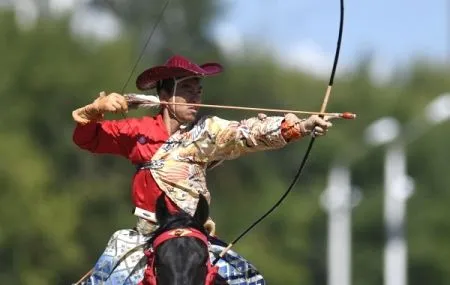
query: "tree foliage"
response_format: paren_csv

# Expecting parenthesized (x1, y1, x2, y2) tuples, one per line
(1, 4, 450, 285)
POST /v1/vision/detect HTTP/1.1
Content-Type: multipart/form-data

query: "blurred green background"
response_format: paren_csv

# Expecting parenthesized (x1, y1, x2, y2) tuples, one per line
(1, 1, 449, 284)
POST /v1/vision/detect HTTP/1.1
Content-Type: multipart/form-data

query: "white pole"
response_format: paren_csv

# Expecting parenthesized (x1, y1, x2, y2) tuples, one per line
(326, 164, 352, 285)
(383, 141, 413, 285)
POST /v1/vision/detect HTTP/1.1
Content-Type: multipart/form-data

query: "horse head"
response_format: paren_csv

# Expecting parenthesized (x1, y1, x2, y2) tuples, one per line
(140, 193, 218, 285)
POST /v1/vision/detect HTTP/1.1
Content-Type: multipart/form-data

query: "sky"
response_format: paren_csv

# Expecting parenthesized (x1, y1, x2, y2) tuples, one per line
(212, 0, 449, 80)
(12, 0, 450, 81)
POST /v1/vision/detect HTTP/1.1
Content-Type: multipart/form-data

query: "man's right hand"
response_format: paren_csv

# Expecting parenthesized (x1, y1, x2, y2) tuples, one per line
(92, 91, 129, 114)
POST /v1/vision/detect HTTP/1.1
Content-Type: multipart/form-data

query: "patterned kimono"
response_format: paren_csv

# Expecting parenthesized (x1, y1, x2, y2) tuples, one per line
(73, 113, 290, 284)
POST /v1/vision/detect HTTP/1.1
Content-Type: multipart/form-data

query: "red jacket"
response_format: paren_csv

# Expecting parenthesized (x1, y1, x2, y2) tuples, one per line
(73, 114, 178, 214)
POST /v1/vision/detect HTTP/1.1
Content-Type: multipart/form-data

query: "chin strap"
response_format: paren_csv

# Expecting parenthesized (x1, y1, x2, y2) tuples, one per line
(163, 76, 202, 131)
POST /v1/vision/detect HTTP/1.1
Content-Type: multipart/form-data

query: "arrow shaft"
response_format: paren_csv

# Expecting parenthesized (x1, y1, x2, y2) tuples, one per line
(157, 101, 355, 119)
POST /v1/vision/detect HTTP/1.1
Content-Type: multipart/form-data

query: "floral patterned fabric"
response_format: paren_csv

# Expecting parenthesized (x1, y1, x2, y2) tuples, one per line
(147, 115, 288, 216)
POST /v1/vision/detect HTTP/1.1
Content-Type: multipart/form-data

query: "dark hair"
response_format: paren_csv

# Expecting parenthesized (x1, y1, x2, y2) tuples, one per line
(150, 193, 210, 246)
(144, 193, 211, 284)
(156, 79, 175, 95)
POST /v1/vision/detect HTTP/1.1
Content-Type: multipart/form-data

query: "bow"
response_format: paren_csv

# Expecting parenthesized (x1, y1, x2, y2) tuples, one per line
(91, 0, 346, 267)
(213, 0, 345, 262)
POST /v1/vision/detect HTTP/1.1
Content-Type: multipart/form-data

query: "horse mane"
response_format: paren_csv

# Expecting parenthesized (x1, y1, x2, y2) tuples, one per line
(148, 193, 210, 246)
(149, 211, 208, 245)
(142, 193, 214, 285)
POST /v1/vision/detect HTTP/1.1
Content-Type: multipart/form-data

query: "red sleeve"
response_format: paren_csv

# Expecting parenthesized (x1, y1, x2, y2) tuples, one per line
(72, 119, 139, 158)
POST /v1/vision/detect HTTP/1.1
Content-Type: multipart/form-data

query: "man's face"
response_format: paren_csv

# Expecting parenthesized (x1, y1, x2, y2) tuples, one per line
(163, 77, 203, 123)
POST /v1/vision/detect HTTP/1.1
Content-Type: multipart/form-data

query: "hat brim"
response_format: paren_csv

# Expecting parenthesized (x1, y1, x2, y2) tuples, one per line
(136, 63, 223, 91)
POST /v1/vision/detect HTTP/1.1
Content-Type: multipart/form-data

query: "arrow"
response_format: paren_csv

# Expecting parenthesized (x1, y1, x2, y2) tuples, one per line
(124, 93, 357, 119)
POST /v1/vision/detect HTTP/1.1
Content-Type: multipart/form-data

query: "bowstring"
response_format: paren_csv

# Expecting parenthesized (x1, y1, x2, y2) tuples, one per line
(100, 0, 171, 94)
(100, 0, 171, 150)
(72, 2, 170, 283)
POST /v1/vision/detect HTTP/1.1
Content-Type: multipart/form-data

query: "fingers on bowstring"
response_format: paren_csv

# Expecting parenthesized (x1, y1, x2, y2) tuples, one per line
(118, 97, 129, 112)
(111, 101, 123, 111)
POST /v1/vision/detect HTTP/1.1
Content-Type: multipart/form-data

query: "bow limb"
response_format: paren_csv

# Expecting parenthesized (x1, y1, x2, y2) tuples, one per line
(319, 0, 345, 115)
(104, 0, 171, 155)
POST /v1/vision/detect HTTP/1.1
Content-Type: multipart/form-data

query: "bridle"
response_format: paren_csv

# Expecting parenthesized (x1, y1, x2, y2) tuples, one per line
(140, 228, 219, 285)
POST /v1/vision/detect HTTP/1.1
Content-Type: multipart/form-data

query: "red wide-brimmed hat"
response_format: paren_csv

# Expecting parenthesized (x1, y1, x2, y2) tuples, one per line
(136, 55, 223, 91)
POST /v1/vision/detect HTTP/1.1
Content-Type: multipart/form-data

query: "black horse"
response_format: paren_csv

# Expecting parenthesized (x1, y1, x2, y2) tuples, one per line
(139, 193, 219, 285)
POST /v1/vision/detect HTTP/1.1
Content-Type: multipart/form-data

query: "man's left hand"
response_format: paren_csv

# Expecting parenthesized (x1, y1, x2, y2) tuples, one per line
(302, 115, 333, 137)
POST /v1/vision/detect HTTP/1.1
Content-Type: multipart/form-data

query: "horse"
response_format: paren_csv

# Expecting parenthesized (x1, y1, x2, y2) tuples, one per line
(139, 193, 219, 285)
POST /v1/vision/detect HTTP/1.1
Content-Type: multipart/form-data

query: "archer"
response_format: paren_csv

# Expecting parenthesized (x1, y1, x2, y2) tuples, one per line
(71, 54, 333, 284)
